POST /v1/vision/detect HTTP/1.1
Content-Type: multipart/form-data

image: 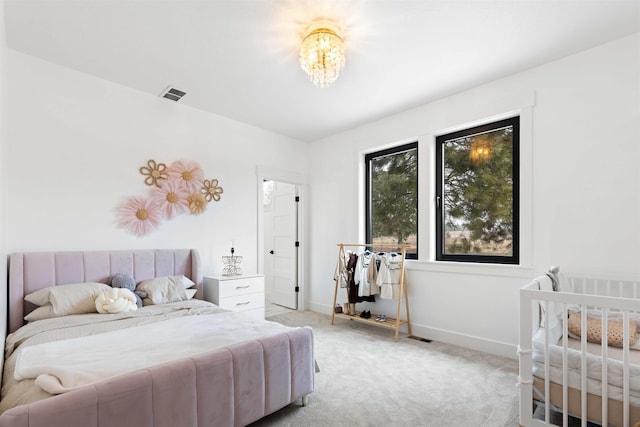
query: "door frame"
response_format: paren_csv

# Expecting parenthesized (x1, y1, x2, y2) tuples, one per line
(256, 166, 308, 311)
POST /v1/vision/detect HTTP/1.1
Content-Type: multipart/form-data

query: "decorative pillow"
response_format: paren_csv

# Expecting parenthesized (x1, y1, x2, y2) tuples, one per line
(24, 304, 56, 322)
(568, 310, 638, 347)
(95, 288, 138, 314)
(136, 275, 195, 305)
(185, 288, 197, 299)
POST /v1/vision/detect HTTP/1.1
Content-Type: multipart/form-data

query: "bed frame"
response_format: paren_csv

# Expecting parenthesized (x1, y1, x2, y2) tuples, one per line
(519, 268, 639, 427)
(1, 249, 314, 427)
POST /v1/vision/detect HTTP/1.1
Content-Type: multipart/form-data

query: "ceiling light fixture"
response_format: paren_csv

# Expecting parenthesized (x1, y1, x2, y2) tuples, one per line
(299, 20, 345, 88)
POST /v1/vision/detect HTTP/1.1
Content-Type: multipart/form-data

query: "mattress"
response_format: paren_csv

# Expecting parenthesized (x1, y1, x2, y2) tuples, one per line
(532, 327, 640, 405)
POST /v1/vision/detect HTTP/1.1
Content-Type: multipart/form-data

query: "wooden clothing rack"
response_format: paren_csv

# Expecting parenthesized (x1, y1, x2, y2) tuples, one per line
(331, 243, 411, 341)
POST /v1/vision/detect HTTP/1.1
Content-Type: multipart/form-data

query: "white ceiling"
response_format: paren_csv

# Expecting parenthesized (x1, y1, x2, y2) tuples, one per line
(4, 0, 640, 142)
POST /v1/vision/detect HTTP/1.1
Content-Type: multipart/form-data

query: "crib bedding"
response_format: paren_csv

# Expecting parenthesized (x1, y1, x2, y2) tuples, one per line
(532, 327, 640, 404)
(1, 299, 302, 414)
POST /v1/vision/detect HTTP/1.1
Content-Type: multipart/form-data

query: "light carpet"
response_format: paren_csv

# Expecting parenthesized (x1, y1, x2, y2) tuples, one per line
(251, 310, 520, 427)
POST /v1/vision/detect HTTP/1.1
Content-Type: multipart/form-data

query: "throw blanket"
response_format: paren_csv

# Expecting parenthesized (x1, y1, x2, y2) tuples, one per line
(95, 288, 138, 313)
(14, 311, 296, 394)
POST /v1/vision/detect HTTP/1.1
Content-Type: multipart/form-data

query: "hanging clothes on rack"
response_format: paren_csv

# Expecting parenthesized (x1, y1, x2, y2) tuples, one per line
(347, 252, 375, 303)
(355, 250, 379, 297)
(377, 252, 402, 299)
(333, 249, 349, 288)
(330, 243, 412, 342)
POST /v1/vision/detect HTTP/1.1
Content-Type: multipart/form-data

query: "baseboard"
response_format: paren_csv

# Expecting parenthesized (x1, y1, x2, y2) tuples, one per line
(308, 302, 334, 315)
(308, 302, 517, 359)
(409, 324, 517, 360)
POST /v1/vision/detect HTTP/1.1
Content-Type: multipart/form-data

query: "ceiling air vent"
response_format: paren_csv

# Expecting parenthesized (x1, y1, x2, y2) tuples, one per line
(161, 87, 186, 102)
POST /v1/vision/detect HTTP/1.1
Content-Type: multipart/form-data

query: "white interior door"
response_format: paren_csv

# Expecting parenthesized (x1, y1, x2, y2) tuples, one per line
(265, 181, 298, 309)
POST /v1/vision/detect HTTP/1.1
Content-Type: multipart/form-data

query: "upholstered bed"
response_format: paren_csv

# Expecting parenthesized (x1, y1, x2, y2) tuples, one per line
(0, 249, 315, 426)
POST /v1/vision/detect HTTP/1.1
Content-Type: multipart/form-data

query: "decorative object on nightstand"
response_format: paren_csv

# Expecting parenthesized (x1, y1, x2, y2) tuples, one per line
(222, 243, 243, 276)
(203, 275, 265, 320)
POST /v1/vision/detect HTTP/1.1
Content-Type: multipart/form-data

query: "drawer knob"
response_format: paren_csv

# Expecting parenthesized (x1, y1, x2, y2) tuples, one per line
(236, 285, 250, 289)
(236, 301, 251, 306)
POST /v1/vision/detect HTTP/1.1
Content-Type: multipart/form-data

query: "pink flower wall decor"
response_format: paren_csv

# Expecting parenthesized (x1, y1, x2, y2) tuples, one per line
(118, 196, 163, 237)
(119, 158, 223, 237)
(188, 193, 207, 215)
(151, 177, 190, 219)
(167, 160, 205, 193)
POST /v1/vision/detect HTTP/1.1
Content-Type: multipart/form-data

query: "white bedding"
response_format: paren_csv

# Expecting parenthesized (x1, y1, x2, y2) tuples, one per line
(14, 311, 295, 394)
(1, 299, 299, 413)
(532, 327, 640, 404)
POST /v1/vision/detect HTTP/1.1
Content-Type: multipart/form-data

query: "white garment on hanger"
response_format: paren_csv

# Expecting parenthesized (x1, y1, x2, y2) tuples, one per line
(355, 251, 375, 297)
(376, 253, 402, 299)
(333, 250, 350, 288)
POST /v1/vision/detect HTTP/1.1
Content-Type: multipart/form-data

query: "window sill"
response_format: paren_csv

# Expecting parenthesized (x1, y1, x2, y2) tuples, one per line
(405, 259, 534, 279)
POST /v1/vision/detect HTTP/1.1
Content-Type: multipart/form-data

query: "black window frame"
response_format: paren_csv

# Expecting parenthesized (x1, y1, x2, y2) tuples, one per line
(365, 141, 418, 260)
(435, 116, 520, 264)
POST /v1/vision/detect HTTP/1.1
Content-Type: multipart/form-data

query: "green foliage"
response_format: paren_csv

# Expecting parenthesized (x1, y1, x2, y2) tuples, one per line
(443, 127, 514, 254)
(371, 149, 417, 244)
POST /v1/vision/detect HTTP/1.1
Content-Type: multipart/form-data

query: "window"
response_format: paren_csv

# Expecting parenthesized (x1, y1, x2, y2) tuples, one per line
(365, 142, 418, 259)
(435, 117, 519, 264)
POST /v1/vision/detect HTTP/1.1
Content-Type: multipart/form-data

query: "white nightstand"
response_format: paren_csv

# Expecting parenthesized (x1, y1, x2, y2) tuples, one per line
(203, 275, 265, 320)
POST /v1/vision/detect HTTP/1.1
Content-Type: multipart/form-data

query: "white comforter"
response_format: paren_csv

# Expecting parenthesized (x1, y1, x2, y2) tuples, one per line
(14, 311, 293, 394)
(1, 300, 299, 413)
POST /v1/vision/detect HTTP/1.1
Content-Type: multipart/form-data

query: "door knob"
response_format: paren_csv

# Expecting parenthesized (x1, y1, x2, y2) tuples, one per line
(269, 250, 275, 255)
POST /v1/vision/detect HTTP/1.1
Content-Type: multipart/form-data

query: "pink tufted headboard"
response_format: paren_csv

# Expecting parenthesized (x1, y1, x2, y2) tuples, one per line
(8, 249, 202, 333)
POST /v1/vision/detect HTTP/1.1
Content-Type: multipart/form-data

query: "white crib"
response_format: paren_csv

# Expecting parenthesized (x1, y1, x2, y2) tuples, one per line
(519, 267, 640, 427)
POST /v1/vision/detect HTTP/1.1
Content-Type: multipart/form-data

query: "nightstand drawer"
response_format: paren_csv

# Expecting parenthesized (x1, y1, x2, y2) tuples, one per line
(218, 292, 265, 312)
(203, 275, 265, 320)
(217, 276, 264, 298)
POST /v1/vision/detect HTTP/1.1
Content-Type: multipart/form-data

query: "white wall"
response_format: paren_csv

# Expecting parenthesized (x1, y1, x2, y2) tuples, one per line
(308, 33, 640, 358)
(0, 0, 10, 376)
(5, 50, 308, 280)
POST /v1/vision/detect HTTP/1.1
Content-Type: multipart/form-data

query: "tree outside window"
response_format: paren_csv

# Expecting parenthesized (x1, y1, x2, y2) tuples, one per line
(365, 142, 418, 259)
(436, 117, 519, 264)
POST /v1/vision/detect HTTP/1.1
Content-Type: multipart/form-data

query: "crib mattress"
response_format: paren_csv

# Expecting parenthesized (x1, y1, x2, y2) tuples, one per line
(532, 376, 640, 427)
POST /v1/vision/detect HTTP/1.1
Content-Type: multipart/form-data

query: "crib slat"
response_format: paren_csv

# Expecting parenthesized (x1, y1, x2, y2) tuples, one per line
(562, 303, 569, 427)
(543, 300, 551, 424)
(623, 311, 630, 427)
(580, 304, 587, 427)
(601, 308, 608, 427)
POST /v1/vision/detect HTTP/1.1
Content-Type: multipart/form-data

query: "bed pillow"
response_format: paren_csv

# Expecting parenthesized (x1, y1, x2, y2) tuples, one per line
(568, 310, 637, 347)
(25, 282, 111, 316)
(24, 304, 56, 322)
(136, 275, 195, 305)
(24, 287, 54, 306)
(49, 282, 112, 316)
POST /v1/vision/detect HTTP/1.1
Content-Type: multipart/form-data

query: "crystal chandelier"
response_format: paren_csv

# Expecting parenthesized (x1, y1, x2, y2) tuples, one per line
(299, 20, 345, 88)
